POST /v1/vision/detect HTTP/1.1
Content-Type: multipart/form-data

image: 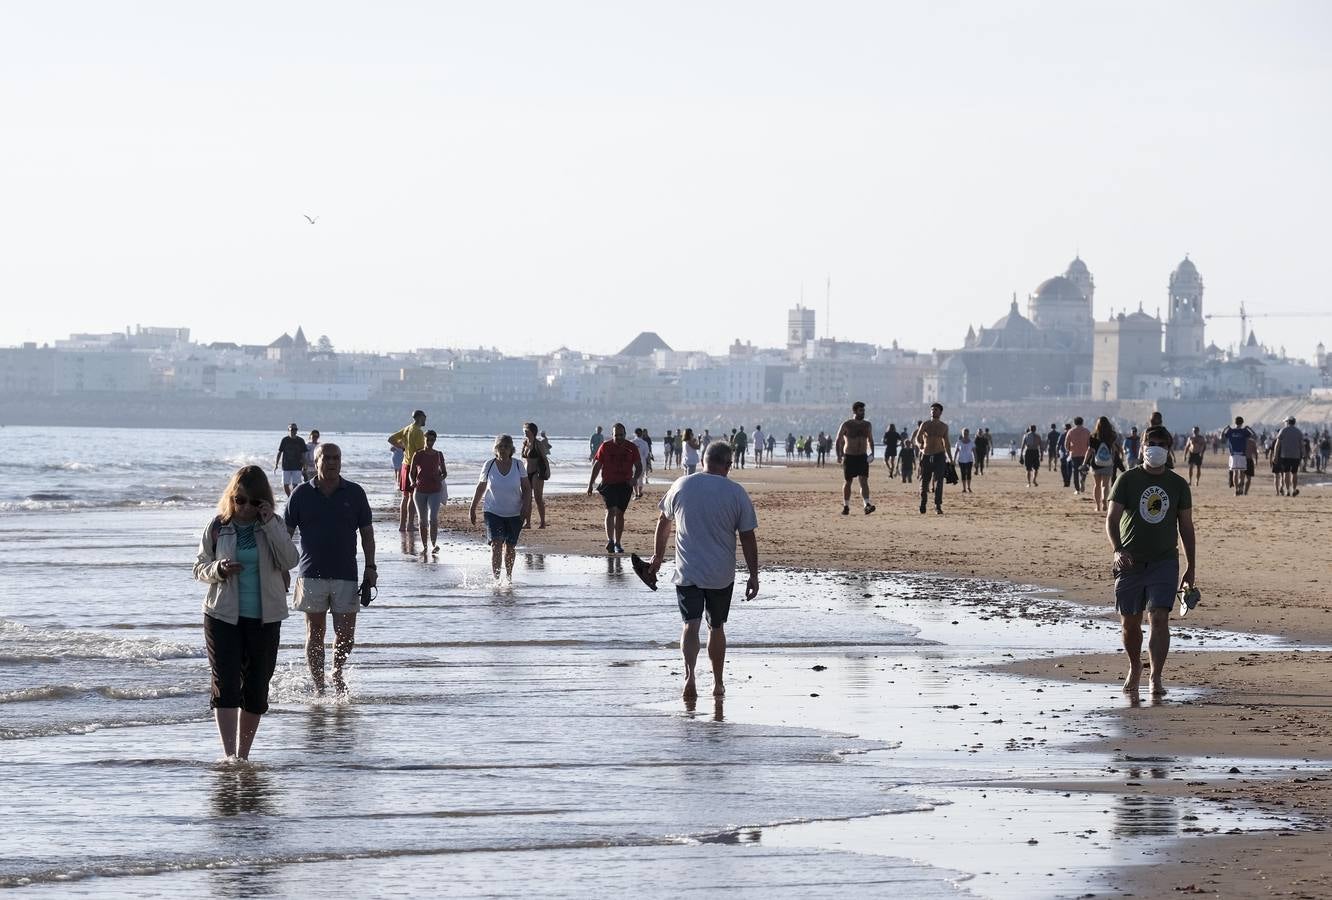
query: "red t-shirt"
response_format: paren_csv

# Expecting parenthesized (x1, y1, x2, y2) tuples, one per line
(595, 439, 640, 484)
(411, 448, 445, 493)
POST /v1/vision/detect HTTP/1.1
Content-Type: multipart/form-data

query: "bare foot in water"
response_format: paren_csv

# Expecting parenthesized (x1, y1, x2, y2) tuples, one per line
(713, 682, 726, 697)
(1150, 680, 1167, 697)
(1122, 670, 1142, 693)
(682, 679, 698, 700)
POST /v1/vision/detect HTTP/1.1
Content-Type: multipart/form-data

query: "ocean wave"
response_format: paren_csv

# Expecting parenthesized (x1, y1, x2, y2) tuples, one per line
(0, 496, 204, 513)
(0, 712, 206, 742)
(0, 620, 204, 661)
(0, 683, 198, 704)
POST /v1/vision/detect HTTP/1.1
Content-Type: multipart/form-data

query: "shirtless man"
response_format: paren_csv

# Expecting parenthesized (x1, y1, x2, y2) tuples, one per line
(1184, 426, 1207, 486)
(913, 402, 953, 515)
(834, 401, 876, 515)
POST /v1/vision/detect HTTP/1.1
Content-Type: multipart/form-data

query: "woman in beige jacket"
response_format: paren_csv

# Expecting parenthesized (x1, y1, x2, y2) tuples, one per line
(193, 465, 299, 759)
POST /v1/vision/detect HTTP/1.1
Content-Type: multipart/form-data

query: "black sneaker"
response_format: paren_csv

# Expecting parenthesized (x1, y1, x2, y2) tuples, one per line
(864, 503, 876, 515)
(613, 542, 624, 554)
(605, 541, 615, 553)
(935, 507, 943, 515)
(841, 506, 849, 516)
(919, 503, 926, 514)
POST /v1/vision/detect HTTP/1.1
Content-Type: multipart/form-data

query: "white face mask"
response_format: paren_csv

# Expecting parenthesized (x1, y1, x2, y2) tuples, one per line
(1143, 446, 1169, 468)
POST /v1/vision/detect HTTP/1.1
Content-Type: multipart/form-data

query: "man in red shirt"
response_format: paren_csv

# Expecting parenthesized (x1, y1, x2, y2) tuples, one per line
(587, 422, 643, 554)
(1065, 416, 1091, 495)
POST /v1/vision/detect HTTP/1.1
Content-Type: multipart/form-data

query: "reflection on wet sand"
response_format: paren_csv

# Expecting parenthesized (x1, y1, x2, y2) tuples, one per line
(681, 695, 726, 722)
(209, 767, 280, 897)
(304, 705, 361, 754)
(1113, 794, 1181, 836)
(523, 552, 546, 571)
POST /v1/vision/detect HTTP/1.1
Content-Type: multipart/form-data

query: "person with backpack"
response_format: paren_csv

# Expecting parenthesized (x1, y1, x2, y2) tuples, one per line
(1083, 416, 1122, 513)
(193, 465, 299, 759)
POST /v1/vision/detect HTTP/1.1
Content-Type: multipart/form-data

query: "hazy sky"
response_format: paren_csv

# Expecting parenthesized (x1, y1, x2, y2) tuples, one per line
(3, 2, 1330, 359)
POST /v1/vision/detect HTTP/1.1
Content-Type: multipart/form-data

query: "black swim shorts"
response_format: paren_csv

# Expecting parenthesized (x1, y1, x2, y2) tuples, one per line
(676, 583, 734, 626)
(598, 482, 632, 511)
(842, 453, 869, 479)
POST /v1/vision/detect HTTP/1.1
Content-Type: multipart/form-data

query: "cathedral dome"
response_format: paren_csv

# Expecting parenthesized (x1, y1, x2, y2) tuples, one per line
(1033, 275, 1085, 305)
(1065, 256, 1089, 277)
(1171, 256, 1201, 285)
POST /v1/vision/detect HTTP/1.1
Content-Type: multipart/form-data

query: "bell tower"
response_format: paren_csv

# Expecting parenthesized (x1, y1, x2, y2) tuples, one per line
(1165, 255, 1205, 365)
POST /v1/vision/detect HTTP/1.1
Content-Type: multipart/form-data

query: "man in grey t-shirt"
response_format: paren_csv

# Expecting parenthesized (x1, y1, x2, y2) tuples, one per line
(646, 441, 759, 700)
(1274, 416, 1304, 497)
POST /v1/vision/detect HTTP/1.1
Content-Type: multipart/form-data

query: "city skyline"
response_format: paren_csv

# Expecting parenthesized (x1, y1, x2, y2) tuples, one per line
(3, 2, 1330, 358)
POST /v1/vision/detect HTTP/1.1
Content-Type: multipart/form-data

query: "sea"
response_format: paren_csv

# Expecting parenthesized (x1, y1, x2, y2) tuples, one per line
(0, 426, 1299, 897)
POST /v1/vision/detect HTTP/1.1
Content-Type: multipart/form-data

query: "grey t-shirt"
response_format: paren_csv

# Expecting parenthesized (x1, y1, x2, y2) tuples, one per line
(659, 473, 758, 590)
(1276, 425, 1304, 459)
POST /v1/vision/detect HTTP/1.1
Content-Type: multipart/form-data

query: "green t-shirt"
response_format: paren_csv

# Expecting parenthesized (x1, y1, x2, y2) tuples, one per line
(1109, 466, 1191, 563)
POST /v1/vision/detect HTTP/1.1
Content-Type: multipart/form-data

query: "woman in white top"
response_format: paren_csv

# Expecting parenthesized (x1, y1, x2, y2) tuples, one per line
(681, 427, 701, 475)
(954, 428, 976, 493)
(469, 434, 532, 581)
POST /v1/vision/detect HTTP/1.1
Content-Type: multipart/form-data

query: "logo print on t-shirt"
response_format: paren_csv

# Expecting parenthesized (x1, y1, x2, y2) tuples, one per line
(1139, 485, 1170, 525)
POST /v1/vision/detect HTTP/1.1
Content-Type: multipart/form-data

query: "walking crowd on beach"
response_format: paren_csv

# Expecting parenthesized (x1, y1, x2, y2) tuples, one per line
(192, 403, 1326, 760)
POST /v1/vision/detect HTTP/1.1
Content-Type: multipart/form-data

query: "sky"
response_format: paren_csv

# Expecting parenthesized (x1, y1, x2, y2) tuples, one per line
(3, 1, 1330, 359)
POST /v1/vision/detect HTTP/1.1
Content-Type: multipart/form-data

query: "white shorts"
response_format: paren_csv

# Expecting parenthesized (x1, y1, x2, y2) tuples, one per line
(292, 577, 360, 615)
(282, 469, 305, 487)
(1229, 453, 1247, 471)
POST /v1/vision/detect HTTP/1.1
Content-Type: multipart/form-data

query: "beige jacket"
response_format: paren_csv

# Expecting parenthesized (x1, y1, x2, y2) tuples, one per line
(193, 515, 299, 624)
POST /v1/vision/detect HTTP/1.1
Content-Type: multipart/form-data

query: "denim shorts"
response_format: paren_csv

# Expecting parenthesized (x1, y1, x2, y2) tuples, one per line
(483, 512, 524, 546)
(1114, 558, 1179, 616)
(676, 583, 734, 626)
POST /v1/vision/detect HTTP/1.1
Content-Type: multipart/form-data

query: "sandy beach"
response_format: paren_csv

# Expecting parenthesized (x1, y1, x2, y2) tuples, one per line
(439, 453, 1332, 897)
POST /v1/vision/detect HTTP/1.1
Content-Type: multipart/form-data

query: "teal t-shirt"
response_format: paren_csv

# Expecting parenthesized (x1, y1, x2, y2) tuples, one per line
(1108, 466, 1192, 563)
(235, 523, 261, 618)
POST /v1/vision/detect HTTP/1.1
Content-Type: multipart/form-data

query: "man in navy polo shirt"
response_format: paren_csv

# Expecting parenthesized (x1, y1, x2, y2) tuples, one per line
(285, 443, 376, 695)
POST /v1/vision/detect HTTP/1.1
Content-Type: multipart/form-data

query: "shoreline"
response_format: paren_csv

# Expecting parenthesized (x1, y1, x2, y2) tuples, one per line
(429, 458, 1332, 896)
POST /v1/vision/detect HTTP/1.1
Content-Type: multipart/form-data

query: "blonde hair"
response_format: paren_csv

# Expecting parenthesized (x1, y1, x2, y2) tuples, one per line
(493, 434, 515, 457)
(216, 465, 275, 523)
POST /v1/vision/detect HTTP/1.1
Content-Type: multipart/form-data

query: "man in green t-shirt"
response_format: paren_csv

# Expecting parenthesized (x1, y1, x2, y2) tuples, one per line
(1106, 425, 1197, 697)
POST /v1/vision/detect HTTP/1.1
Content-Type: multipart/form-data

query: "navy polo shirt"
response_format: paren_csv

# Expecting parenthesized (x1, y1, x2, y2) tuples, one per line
(284, 478, 373, 582)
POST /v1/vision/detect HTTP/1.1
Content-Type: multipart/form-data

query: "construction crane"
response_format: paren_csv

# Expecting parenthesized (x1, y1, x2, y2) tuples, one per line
(1204, 302, 1332, 348)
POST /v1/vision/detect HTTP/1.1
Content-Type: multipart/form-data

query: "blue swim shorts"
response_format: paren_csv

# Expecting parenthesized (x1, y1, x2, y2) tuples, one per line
(1114, 558, 1179, 616)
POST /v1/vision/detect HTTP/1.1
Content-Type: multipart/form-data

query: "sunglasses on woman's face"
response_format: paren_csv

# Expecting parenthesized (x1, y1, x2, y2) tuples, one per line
(233, 496, 263, 507)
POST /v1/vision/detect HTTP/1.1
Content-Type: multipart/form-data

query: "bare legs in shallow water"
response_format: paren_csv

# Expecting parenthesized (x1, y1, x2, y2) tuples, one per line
(490, 541, 517, 580)
(304, 611, 358, 695)
(680, 620, 726, 699)
(1120, 607, 1170, 696)
(214, 707, 262, 759)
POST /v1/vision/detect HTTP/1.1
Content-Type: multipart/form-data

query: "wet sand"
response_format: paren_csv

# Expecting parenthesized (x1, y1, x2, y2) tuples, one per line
(442, 455, 1332, 898)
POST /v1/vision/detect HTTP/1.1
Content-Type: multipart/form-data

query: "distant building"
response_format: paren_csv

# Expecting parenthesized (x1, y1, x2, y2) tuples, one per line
(946, 257, 1097, 401)
(787, 305, 816, 353)
(1091, 307, 1164, 401)
(1165, 256, 1205, 365)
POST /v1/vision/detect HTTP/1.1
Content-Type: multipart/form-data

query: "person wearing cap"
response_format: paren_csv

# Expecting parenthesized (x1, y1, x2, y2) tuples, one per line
(388, 410, 428, 532)
(1274, 416, 1304, 497)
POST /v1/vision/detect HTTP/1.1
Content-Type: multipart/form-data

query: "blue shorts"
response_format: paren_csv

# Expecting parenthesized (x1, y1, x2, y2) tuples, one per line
(1114, 558, 1179, 616)
(483, 512, 524, 546)
(676, 583, 733, 626)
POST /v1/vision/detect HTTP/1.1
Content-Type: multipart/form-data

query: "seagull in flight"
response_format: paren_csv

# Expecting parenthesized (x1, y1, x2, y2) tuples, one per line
(304, 215, 319, 224)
